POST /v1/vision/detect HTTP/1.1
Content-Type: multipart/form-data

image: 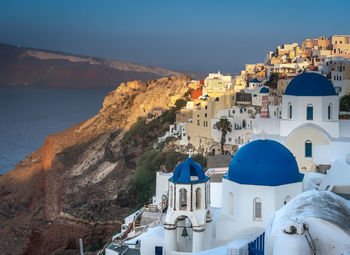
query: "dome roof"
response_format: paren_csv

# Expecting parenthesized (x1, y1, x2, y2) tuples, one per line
(260, 87, 269, 94)
(250, 78, 260, 83)
(285, 73, 336, 96)
(226, 139, 304, 186)
(170, 157, 209, 184)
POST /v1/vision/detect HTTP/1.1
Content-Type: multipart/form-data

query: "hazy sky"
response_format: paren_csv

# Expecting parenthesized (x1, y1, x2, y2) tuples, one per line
(1, 0, 349, 73)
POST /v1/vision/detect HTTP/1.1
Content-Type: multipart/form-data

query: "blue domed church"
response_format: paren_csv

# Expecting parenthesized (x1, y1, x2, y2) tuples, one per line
(216, 139, 304, 240)
(253, 72, 350, 172)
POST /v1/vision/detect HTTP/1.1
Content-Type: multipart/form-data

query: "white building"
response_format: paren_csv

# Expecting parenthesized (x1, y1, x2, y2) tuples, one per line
(211, 106, 255, 146)
(203, 72, 232, 94)
(253, 72, 350, 171)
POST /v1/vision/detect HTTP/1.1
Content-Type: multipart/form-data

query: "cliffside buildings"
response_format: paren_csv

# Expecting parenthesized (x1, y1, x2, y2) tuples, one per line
(106, 35, 350, 255)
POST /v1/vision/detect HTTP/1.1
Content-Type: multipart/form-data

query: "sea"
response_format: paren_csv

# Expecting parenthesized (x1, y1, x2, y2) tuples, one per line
(0, 86, 113, 175)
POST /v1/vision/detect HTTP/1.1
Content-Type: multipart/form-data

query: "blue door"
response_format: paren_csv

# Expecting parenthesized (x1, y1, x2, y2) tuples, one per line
(155, 246, 163, 255)
(248, 232, 265, 255)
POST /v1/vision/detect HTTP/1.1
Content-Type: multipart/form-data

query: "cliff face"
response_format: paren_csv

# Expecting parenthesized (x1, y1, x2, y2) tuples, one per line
(0, 75, 191, 254)
(0, 43, 186, 88)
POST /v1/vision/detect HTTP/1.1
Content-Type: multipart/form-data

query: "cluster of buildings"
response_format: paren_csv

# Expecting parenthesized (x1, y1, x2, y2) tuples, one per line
(160, 35, 350, 173)
(104, 36, 350, 255)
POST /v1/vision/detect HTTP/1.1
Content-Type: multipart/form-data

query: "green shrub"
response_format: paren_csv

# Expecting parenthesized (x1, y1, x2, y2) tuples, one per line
(175, 99, 187, 111)
(340, 94, 350, 111)
(128, 149, 186, 207)
(121, 117, 149, 146)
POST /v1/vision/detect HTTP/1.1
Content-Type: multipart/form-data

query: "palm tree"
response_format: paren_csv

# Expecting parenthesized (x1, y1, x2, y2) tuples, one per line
(214, 117, 232, 155)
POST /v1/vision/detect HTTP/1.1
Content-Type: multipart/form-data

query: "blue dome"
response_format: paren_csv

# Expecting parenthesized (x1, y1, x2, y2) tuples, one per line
(170, 157, 209, 184)
(250, 78, 259, 83)
(226, 140, 303, 186)
(260, 87, 269, 94)
(285, 73, 336, 96)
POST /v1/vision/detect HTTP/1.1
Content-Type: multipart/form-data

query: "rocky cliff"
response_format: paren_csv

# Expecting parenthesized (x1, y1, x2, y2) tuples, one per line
(0, 43, 199, 88)
(0, 75, 191, 254)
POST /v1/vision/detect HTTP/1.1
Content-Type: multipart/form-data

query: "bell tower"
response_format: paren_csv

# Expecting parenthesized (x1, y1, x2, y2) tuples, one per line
(164, 157, 212, 254)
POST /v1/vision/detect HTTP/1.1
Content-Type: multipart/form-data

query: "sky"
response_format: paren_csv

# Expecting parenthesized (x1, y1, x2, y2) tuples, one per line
(0, 0, 349, 73)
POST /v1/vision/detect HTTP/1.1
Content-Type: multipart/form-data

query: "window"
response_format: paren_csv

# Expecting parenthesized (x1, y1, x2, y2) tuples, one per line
(205, 105, 208, 110)
(229, 192, 234, 216)
(306, 104, 313, 120)
(179, 188, 187, 211)
(196, 188, 202, 210)
(305, 140, 312, 158)
(288, 103, 292, 119)
(328, 104, 332, 120)
(205, 113, 207, 118)
(197, 120, 200, 126)
(242, 120, 246, 128)
(253, 198, 262, 221)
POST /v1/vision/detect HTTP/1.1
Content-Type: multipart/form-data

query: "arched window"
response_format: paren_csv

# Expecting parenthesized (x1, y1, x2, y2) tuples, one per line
(229, 192, 234, 216)
(253, 197, 262, 221)
(288, 102, 292, 119)
(195, 187, 202, 210)
(306, 104, 313, 120)
(305, 140, 312, 158)
(328, 103, 332, 120)
(284, 196, 291, 205)
(170, 185, 173, 208)
(179, 188, 187, 211)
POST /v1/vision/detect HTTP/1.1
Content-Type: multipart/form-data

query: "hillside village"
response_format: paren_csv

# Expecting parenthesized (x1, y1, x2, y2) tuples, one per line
(103, 35, 350, 255)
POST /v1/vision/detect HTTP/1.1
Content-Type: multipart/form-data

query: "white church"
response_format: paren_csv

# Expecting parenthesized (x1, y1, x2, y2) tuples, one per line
(129, 139, 350, 255)
(253, 72, 350, 171)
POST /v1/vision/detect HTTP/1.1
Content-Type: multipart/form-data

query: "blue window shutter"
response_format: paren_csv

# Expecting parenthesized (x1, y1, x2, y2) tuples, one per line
(307, 106, 313, 120)
(305, 142, 312, 157)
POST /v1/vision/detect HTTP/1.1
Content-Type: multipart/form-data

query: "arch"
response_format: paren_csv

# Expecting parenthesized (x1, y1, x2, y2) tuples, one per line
(170, 185, 173, 208)
(179, 188, 188, 211)
(229, 192, 234, 216)
(328, 103, 332, 120)
(288, 102, 292, 119)
(206, 210, 211, 221)
(195, 187, 202, 210)
(305, 140, 312, 158)
(306, 104, 313, 120)
(284, 196, 291, 205)
(253, 197, 262, 221)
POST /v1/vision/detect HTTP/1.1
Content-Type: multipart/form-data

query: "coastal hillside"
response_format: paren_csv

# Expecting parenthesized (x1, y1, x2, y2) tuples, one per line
(0, 43, 203, 88)
(0, 76, 192, 254)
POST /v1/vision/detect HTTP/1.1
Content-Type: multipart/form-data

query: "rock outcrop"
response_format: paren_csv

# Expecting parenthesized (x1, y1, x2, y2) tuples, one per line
(0, 75, 191, 254)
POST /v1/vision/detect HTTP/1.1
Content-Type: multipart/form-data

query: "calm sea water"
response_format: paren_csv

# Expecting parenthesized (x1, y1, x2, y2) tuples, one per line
(0, 86, 113, 175)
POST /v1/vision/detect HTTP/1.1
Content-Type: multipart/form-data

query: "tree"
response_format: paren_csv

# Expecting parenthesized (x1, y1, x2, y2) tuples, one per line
(214, 117, 232, 155)
(265, 72, 279, 89)
(340, 94, 350, 112)
(175, 99, 187, 111)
